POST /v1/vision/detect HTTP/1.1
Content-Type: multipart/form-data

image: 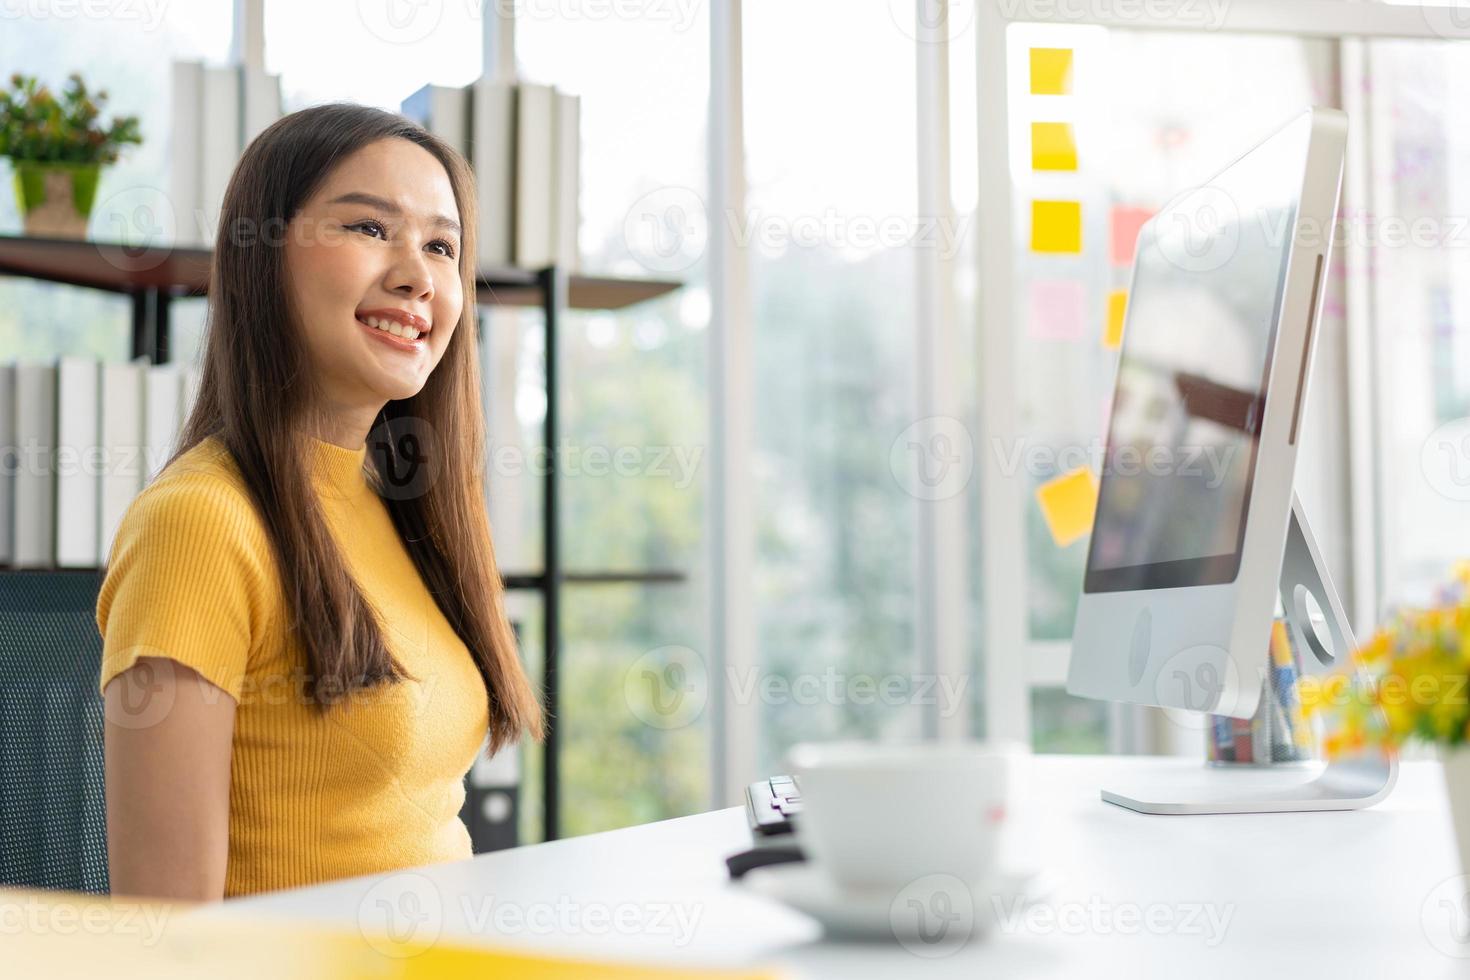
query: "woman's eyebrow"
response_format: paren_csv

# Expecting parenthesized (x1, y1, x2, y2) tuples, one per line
(327, 191, 462, 238)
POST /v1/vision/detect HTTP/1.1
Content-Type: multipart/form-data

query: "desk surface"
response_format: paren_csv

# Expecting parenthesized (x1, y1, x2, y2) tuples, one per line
(196, 755, 1464, 978)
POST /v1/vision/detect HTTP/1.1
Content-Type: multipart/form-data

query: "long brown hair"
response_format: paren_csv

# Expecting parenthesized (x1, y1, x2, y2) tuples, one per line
(172, 102, 542, 752)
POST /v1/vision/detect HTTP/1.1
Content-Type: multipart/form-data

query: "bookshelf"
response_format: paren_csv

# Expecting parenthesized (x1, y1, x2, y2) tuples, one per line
(0, 232, 686, 843)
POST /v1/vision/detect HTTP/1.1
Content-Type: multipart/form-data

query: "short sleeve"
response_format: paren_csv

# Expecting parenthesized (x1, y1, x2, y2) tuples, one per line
(96, 475, 274, 702)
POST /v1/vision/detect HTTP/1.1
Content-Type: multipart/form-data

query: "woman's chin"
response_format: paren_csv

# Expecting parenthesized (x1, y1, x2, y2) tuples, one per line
(363, 369, 429, 405)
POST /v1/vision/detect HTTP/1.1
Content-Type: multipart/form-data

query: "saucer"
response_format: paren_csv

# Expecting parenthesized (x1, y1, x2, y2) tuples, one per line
(739, 863, 1052, 943)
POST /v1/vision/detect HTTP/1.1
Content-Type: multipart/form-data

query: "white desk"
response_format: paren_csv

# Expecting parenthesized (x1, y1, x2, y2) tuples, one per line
(197, 756, 1464, 978)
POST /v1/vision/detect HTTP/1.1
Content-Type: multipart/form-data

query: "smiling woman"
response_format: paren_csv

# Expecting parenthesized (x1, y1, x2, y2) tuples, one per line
(283, 140, 467, 439)
(94, 103, 543, 901)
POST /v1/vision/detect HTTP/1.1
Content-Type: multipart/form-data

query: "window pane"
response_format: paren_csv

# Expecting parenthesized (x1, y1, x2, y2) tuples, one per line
(482, 306, 547, 575)
(1030, 686, 1108, 754)
(561, 582, 709, 837)
(744, 0, 920, 773)
(517, 11, 711, 834)
(265, 0, 481, 110)
(516, 7, 708, 276)
(1368, 40, 1470, 607)
(0, 5, 231, 360)
(0, 283, 130, 362)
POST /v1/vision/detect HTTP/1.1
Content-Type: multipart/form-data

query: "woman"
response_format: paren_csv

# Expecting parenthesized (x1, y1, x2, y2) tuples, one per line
(96, 103, 542, 901)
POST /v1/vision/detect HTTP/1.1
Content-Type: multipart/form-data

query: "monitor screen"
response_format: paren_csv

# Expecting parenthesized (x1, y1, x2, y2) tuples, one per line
(1084, 118, 1309, 593)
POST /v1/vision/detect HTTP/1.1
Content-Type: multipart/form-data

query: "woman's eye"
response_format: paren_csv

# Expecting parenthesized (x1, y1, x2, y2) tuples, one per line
(351, 220, 454, 258)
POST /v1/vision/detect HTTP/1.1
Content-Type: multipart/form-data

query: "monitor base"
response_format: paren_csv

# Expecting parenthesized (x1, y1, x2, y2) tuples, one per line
(1101, 754, 1397, 814)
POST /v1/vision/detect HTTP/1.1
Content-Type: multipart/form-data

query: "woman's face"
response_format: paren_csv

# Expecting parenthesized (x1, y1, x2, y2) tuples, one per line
(284, 137, 464, 410)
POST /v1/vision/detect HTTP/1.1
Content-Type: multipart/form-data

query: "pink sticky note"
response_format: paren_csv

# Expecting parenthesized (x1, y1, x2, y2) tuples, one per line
(1028, 279, 1087, 341)
(1110, 206, 1154, 266)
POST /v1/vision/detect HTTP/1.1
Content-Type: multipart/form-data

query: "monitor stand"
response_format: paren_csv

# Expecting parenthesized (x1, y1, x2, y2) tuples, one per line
(1101, 492, 1398, 815)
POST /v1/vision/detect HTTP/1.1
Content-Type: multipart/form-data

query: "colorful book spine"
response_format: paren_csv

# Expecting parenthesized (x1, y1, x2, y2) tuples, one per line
(1207, 618, 1316, 764)
(1271, 619, 1313, 753)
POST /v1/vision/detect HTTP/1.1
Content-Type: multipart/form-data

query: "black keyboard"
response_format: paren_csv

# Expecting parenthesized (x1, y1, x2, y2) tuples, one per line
(745, 774, 803, 835)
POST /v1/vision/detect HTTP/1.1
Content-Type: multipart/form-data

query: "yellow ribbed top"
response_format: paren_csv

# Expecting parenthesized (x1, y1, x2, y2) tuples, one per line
(95, 435, 490, 897)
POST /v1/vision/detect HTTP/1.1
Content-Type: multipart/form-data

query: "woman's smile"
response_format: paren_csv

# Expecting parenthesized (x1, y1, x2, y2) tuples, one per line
(355, 307, 431, 352)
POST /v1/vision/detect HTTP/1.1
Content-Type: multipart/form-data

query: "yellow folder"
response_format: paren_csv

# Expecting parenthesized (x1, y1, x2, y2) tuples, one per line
(3, 887, 782, 980)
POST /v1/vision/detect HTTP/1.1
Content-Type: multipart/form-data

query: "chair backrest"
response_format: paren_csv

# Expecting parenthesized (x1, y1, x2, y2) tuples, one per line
(0, 570, 109, 894)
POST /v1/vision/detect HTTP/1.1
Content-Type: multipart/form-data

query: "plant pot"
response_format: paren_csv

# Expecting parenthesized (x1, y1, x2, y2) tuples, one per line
(12, 160, 100, 239)
(1443, 747, 1470, 873)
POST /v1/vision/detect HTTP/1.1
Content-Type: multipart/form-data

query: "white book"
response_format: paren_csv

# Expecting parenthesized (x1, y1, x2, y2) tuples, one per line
(401, 83, 470, 158)
(12, 361, 57, 568)
(180, 364, 203, 427)
(240, 65, 283, 148)
(144, 363, 182, 484)
(0, 363, 14, 565)
(470, 78, 516, 268)
(170, 60, 205, 247)
(552, 91, 581, 272)
(514, 83, 557, 269)
(55, 357, 100, 568)
(200, 65, 242, 245)
(98, 360, 146, 566)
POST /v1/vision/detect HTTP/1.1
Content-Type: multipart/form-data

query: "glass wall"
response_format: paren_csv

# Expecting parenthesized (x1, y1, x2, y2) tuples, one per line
(1367, 41, 1470, 612)
(743, 0, 923, 773)
(516, 6, 712, 837)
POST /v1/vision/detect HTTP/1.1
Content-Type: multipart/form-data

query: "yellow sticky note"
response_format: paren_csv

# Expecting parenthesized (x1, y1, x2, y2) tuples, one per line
(1036, 467, 1099, 548)
(1031, 122, 1077, 172)
(1030, 200, 1082, 254)
(1103, 289, 1128, 349)
(1030, 48, 1073, 96)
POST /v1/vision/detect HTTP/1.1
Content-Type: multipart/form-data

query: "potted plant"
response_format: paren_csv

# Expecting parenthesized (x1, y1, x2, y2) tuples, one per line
(0, 71, 142, 239)
(1316, 563, 1470, 867)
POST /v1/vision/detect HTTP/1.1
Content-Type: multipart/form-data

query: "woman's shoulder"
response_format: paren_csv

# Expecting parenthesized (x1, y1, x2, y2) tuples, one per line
(141, 435, 252, 502)
(97, 435, 281, 697)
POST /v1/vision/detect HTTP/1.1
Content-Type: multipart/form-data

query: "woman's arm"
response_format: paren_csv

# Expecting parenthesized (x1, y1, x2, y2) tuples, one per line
(103, 656, 236, 902)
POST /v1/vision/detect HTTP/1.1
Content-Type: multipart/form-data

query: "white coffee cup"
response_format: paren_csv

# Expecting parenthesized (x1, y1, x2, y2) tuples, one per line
(786, 739, 1018, 893)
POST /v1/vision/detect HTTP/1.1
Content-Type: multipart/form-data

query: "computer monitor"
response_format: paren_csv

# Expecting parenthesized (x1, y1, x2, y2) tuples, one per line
(1064, 107, 1396, 814)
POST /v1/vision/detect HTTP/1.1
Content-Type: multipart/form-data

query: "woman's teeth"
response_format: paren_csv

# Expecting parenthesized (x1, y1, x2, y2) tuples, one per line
(363, 316, 421, 340)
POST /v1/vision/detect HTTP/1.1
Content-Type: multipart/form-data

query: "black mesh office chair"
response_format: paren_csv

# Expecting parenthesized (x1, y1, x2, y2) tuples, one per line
(0, 570, 109, 893)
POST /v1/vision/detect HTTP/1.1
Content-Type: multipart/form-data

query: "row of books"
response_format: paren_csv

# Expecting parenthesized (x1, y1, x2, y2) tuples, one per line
(401, 79, 580, 271)
(171, 61, 286, 247)
(0, 359, 201, 569)
(1206, 619, 1316, 764)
